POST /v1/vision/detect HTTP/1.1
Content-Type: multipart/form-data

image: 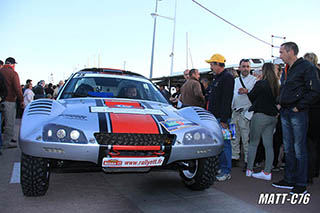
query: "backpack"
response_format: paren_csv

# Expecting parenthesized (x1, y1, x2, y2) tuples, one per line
(0, 72, 8, 102)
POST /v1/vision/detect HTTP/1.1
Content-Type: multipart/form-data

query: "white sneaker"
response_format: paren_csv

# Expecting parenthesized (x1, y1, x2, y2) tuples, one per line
(246, 169, 253, 177)
(252, 171, 271, 181)
(2, 142, 17, 149)
(216, 173, 231, 182)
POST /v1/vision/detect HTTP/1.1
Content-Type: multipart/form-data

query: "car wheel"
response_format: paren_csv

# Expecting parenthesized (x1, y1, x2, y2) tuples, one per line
(20, 152, 51, 196)
(179, 156, 219, 190)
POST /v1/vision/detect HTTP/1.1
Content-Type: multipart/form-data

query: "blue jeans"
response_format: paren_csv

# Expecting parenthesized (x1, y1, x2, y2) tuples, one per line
(280, 108, 308, 186)
(218, 119, 232, 175)
(0, 111, 2, 148)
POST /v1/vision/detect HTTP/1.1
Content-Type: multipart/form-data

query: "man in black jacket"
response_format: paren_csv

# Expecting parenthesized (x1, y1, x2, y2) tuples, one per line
(206, 53, 235, 181)
(272, 42, 320, 194)
(33, 80, 46, 100)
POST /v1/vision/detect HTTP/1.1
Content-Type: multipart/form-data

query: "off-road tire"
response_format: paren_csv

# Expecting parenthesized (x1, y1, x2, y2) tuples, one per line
(179, 156, 219, 190)
(20, 152, 51, 196)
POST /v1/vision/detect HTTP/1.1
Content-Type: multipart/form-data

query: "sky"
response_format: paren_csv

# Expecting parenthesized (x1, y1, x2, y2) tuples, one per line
(1, 0, 320, 85)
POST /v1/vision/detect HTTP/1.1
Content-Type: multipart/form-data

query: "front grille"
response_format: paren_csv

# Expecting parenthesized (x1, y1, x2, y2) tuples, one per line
(94, 133, 175, 146)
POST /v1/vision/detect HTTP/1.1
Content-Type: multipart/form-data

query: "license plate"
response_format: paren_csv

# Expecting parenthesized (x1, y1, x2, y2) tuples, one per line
(102, 157, 164, 168)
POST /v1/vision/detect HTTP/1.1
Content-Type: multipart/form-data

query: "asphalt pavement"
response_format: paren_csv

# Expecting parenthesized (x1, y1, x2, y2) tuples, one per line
(0, 119, 319, 213)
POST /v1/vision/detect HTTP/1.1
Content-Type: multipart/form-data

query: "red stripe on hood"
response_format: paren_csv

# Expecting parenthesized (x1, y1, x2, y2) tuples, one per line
(104, 100, 159, 134)
(104, 99, 142, 109)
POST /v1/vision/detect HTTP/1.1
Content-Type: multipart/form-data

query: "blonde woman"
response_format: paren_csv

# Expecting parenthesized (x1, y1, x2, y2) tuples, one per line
(246, 63, 280, 180)
(23, 82, 34, 106)
(304, 52, 319, 69)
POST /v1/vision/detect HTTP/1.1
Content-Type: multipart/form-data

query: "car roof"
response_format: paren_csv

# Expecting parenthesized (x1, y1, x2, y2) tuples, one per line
(76, 68, 147, 80)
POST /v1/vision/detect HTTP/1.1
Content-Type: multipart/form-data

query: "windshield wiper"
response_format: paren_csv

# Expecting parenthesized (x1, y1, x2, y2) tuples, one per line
(63, 92, 93, 98)
(63, 92, 113, 98)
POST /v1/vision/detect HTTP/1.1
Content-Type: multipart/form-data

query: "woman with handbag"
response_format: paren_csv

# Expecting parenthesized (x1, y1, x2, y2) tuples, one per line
(245, 63, 280, 180)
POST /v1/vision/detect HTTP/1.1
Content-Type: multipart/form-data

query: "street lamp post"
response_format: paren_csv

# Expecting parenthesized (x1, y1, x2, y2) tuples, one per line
(170, 0, 177, 76)
(149, 0, 159, 79)
(149, 0, 177, 78)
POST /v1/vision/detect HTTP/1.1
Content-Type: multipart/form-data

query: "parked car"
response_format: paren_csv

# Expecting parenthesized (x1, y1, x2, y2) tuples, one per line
(19, 68, 223, 196)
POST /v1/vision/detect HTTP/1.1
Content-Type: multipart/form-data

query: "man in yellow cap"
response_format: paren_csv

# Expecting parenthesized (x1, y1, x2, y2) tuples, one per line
(206, 53, 235, 181)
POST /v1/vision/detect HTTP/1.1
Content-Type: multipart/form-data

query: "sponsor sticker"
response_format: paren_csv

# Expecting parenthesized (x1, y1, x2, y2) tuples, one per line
(104, 100, 142, 109)
(103, 159, 123, 167)
(102, 157, 164, 168)
(160, 119, 197, 132)
(114, 104, 135, 108)
(58, 114, 87, 120)
(90, 106, 165, 115)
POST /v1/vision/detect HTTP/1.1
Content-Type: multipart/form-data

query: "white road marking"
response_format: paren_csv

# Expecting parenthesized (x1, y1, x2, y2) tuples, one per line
(10, 162, 20, 184)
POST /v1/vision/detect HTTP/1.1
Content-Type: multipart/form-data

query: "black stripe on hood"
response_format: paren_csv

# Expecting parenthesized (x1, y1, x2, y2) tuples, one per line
(95, 99, 108, 133)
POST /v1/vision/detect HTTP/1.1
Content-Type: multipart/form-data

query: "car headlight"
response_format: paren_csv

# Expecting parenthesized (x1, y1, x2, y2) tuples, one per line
(48, 130, 53, 137)
(194, 132, 201, 140)
(70, 130, 80, 140)
(182, 129, 215, 145)
(185, 133, 192, 141)
(57, 129, 66, 139)
(43, 124, 88, 143)
(201, 133, 206, 140)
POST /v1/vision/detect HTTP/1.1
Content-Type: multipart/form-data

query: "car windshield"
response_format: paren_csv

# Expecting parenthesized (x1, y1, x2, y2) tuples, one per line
(59, 75, 168, 103)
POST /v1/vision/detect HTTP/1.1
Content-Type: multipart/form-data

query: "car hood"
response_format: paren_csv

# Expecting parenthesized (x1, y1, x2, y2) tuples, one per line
(55, 98, 200, 135)
(22, 98, 214, 139)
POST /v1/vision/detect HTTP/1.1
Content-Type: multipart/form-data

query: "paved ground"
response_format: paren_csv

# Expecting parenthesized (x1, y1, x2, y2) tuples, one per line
(0, 120, 319, 213)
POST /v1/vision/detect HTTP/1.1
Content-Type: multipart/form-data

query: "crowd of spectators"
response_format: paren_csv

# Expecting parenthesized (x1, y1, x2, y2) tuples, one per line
(168, 41, 320, 194)
(21, 79, 64, 102)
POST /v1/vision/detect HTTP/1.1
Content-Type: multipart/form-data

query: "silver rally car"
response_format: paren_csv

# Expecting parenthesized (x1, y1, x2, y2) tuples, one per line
(19, 68, 223, 196)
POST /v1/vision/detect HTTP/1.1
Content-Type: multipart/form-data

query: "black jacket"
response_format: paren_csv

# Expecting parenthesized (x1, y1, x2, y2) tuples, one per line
(310, 67, 320, 110)
(248, 80, 278, 116)
(207, 70, 234, 123)
(278, 58, 320, 111)
(33, 85, 46, 100)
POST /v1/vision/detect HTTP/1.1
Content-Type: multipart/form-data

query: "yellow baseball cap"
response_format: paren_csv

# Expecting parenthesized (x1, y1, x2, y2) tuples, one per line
(205, 54, 226, 63)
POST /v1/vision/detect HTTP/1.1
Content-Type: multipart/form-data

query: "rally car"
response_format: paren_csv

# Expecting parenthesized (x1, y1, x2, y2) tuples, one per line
(19, 68, 224, 196)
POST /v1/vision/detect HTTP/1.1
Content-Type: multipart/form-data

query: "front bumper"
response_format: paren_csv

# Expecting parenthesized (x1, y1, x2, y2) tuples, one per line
(19, 139, 223, 166)
(19, 139, 100, 163)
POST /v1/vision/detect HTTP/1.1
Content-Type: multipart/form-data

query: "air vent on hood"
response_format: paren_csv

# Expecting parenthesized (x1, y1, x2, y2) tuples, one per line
(194, 108, 216, 121)
(27, 99, 53, 115)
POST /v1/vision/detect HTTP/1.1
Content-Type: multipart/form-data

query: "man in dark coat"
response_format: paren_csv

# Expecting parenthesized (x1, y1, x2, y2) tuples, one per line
(0, 57, 24, 149)
(206, 53, 235, 182)
(272, 42, 320, 194)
